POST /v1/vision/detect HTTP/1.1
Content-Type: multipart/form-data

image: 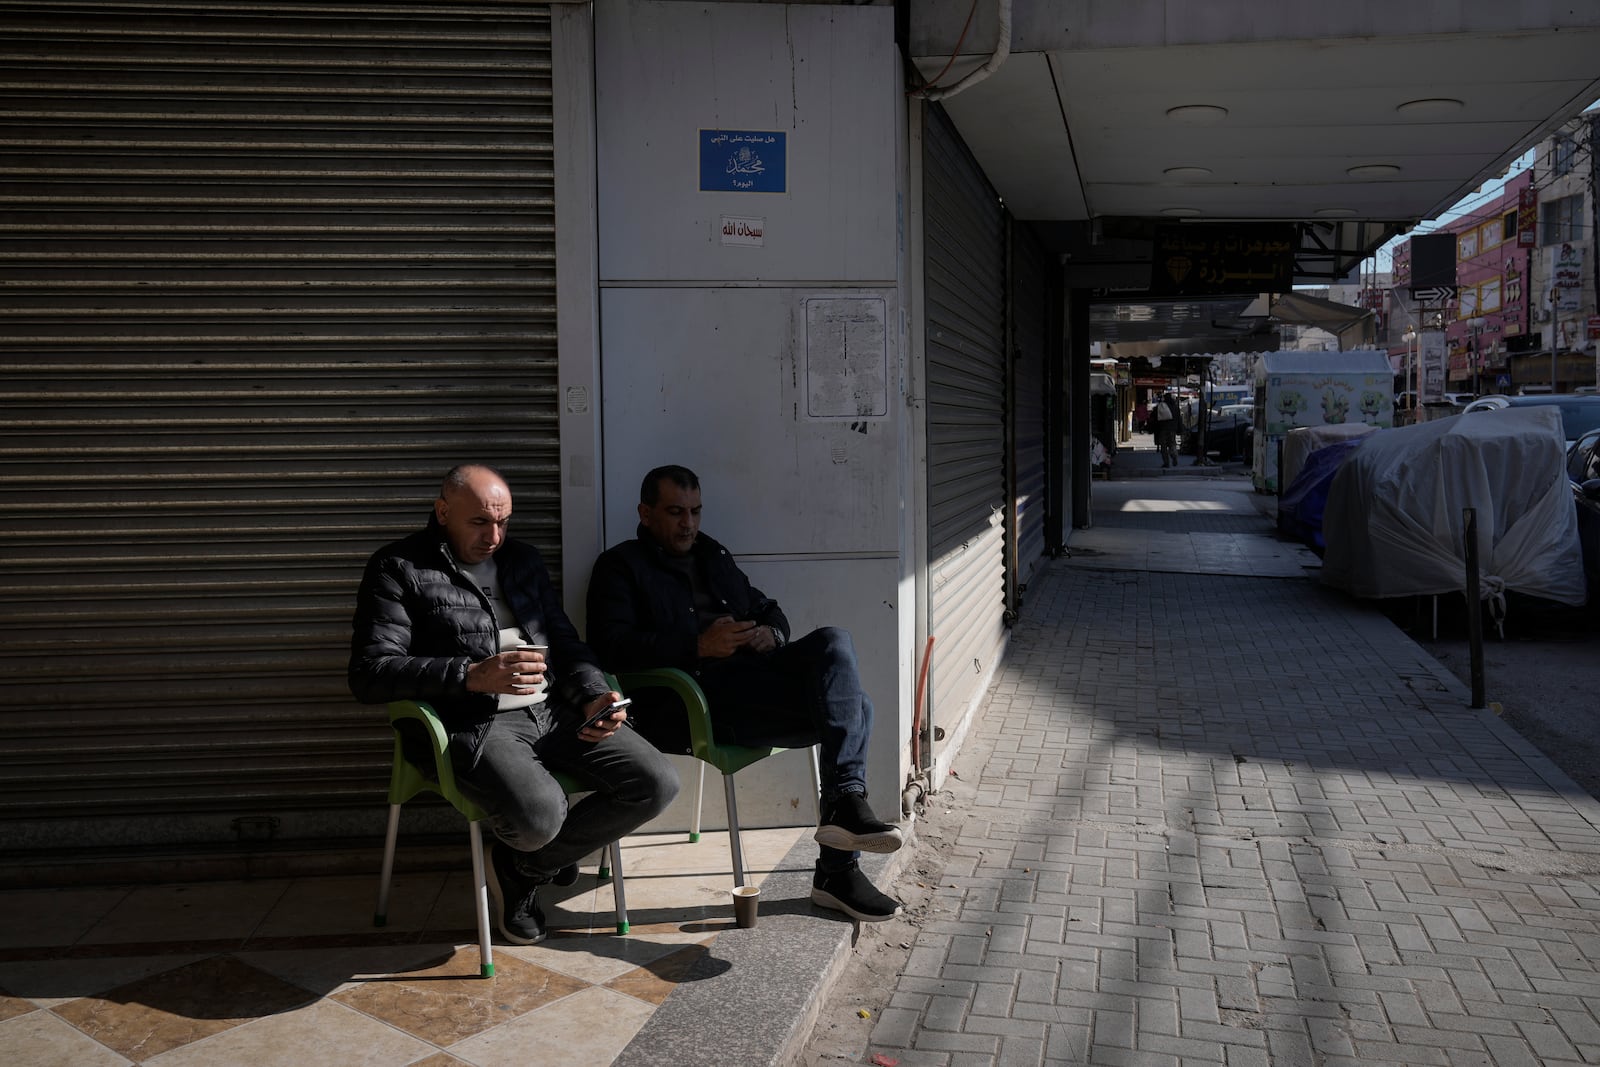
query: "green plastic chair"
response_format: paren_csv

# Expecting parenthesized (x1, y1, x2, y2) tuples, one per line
(609, 668, 819, 888)
(372, 699, 629, 979)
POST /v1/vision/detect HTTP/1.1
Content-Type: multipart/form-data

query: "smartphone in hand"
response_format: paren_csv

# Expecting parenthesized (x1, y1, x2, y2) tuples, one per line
(580, 697, 632, 733)
(741, 597, 774, 622)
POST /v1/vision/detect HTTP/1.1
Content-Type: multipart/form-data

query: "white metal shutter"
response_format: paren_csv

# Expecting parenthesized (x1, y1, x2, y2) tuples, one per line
(0, 1, 559, 859)
(922, 104, 1007, 756)
(1009, 221, 1050, 603)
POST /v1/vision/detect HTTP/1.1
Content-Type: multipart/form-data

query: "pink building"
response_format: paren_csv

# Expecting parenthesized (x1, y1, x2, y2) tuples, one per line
(1443, 171, 1534, 391)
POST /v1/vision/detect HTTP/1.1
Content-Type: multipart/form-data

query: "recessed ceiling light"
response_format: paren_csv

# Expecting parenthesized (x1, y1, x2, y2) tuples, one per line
(1396, 97, 1465, 117)
(1347, 163, 1402, 178)
(1315, 207, 1358, 217)
(1165, 104, 1229, 124)
(1161, 206, 1202, 217)
(1163, 165, 1213, 180)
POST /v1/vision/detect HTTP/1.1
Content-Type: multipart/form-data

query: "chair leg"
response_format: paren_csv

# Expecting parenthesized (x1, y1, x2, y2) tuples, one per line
(468, 822, 495, 978)
(723, 772, 746, 887)
(690, 760, 706, 843)
(607, 842, 630, 935)
(374, 802, 401, 927)
(596, 846, 612, 881)
(810, 744, 823, 820)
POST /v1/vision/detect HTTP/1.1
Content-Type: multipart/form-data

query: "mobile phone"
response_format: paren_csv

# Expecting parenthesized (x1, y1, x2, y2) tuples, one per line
(580, 697, 632, 732)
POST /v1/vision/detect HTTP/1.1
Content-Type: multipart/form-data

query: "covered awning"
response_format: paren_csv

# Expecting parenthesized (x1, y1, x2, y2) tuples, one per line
(1260, 291, 1376, 349)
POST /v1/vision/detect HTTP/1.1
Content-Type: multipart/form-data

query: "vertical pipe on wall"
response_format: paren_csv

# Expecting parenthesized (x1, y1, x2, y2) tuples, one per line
(905, 97, 934, 783)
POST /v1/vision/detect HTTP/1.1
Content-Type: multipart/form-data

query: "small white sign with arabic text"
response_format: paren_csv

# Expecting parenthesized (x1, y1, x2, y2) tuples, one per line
(719, 215, 765, 247)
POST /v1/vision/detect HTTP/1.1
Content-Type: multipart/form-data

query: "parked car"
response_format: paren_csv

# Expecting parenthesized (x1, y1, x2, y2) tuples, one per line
(1567, 428, 1600, 598)
(1183, 404, 1253, 460)
(1462, 394, 1600, 451)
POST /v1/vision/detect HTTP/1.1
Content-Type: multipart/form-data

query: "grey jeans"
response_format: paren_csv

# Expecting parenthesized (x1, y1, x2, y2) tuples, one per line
(449, 705, 679, 879)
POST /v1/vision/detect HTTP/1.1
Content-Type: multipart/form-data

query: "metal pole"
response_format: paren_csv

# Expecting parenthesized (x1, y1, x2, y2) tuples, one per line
(1413, 328, 1421, 410)
(1463, 507, 1485, 709)
(1550, 284, 1560, 393)
(1471, 325, 1480, 397)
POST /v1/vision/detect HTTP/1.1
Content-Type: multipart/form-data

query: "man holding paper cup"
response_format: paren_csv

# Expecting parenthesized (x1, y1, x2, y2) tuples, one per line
(349, 464, 678, 945)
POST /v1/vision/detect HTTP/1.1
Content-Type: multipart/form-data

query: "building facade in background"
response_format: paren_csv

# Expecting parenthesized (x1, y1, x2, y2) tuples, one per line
(1386, 113, 1598, 397)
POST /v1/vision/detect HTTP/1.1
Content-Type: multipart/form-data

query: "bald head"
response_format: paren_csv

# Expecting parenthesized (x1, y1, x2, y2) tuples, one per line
(435, 464, 512, 563)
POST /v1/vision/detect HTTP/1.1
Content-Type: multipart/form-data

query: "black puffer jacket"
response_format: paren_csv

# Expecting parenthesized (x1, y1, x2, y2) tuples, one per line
(348, 513, 609, 731)
(585, 527, 789, 674)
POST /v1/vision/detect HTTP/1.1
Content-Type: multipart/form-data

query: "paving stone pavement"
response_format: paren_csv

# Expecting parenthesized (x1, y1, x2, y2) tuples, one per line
(857, 473, 1600, 1067)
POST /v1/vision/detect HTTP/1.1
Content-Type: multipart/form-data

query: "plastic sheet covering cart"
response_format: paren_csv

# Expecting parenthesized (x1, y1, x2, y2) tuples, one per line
(1280, 423, 1377, 494)
(1320, 406, 1586, 613)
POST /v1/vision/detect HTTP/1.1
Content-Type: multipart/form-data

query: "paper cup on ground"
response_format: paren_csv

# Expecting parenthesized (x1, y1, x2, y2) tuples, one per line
(732, 885, 760, 928)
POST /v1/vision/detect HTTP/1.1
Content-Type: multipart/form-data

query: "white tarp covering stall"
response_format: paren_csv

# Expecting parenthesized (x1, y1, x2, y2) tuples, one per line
(1320, 406, 1586, 609)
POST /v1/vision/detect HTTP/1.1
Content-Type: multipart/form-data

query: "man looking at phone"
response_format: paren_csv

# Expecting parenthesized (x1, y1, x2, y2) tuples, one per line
(349, 464, 678, 945)
(586, 464, 903, 922)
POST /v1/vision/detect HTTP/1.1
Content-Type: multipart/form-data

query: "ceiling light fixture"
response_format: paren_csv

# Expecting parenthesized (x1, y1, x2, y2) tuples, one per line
(1315, 207, 1358, 217)
(1165, 104, 1229, 124)
(1163, 165, 1213, 180)
(1161, 206, 1202, 217)
(1347, 163, 1402, 178)
(1396, 97, 1465, 117)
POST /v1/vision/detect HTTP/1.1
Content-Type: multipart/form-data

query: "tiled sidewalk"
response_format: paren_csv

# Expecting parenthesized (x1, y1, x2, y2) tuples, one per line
(0, 827, 808, 1066)
(852, 473, 1600, 1066)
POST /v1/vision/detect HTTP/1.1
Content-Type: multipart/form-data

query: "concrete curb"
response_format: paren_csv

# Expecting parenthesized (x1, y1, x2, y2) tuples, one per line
(612, 828, 916, 1067)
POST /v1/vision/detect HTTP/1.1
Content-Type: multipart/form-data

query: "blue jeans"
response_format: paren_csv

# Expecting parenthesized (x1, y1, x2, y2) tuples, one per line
(696, 626, 873, 872)
(449, 706, 679, 879)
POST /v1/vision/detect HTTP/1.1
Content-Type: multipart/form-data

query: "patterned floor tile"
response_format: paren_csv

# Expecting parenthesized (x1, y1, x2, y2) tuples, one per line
(50, 955, 314, 1061)
(330, 947, 589, 1046)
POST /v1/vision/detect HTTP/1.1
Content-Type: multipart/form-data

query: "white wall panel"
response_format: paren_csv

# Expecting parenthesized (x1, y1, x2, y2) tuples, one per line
(596, 0, 897, 284)
(592, 0, 908, 821)
(598, 287, 898, 556)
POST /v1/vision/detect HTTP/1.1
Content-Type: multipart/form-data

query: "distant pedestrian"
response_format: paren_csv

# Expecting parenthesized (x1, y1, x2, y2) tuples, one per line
(1152, 391, 1181, 467)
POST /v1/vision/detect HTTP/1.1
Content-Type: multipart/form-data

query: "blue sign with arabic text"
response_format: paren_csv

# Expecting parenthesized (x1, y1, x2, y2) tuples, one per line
(699, 129, 786, 193)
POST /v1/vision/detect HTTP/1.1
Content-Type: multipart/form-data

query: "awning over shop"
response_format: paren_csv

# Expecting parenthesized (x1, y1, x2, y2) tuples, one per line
(1261, 291, 1376, 350)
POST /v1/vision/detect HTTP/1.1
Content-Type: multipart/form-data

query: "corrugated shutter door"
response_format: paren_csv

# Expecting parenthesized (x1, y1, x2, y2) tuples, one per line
(922, 104, 1006, 753)
(0, 2, 558, 856)
(1011, 224, 1050, 593)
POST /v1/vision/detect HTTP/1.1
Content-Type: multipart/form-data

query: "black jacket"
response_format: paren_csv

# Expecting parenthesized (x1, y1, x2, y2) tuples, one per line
(585, 527, 789, 675)
(348, 513, 609, 732)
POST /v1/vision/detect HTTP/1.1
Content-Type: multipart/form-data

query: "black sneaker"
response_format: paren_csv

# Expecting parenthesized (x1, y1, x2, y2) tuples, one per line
(551, 862, 580, 888)
(486, 843, 547, 945)
(811, 862, 901, 923)
(814, 792, 904, 854)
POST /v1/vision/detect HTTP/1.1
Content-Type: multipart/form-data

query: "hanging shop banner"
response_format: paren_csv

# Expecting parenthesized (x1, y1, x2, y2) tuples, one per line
(1148, 223, 1296, 296)
(1517, 187, 1539, 248)
(1551, 243, 1584, 311)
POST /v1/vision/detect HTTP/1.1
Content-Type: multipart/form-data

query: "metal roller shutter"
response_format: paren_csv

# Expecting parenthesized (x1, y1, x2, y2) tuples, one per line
(922, 104, 1006, 758)
(0, 1, 559, 862)
(1010, 222, 1050, 600)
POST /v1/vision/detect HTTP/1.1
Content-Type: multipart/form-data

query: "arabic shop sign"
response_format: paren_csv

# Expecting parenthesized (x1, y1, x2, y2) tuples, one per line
(1149, 223, 1296, 296)
(1517, 187, 1538, 249)
(699, 129, 787, 194)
